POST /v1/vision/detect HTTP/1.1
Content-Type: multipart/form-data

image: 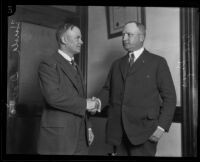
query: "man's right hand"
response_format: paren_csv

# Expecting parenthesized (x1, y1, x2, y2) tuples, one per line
(86, 98, 98, 112)
(86, 97, 101, 114)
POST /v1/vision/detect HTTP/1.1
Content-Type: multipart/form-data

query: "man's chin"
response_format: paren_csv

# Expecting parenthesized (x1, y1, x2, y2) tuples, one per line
(74, 51, 80, 54)
(123, 46, 129, 51)
(77, 48, 81, 52)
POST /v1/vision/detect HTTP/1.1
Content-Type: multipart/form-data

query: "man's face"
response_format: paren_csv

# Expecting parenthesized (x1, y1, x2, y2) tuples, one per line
(62, 26, 83, 54)
(122, 23, 144, 52)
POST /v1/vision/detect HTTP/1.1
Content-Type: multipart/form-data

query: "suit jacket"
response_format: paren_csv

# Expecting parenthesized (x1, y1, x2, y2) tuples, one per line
(37, 52, 89, 154)
(99, 49, 176, 145)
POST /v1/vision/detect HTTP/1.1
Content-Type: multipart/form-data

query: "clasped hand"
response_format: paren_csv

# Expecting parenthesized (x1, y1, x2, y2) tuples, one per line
(86, 97, 101, 114)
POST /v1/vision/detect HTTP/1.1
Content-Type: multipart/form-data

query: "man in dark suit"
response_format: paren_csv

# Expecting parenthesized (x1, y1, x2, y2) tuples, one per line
(37, 23, 100, 155)
(97, 21, 177, 156)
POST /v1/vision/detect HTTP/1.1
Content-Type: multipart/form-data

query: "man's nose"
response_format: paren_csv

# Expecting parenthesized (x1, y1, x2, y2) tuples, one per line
(80, 39, 83, 44)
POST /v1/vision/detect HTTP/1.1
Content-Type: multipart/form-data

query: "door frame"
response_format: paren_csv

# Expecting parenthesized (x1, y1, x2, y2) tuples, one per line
(180, 7, 198, 157)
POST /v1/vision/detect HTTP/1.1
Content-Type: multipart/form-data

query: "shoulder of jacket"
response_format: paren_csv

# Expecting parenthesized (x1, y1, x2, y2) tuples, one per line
(40, 54, 58, 69)
(146, 50, 165, 61)
(113, 55, 126, 65)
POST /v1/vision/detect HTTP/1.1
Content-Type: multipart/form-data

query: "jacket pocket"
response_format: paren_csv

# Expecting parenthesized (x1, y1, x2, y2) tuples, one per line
(41, 110, 75, 127)
(147, 110, 159, 120)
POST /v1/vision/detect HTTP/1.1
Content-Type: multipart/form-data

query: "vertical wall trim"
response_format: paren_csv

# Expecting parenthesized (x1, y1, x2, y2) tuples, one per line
(180, 7, 198, 157)
(79, 6, 88, 95)
(141, 7, 146, 27)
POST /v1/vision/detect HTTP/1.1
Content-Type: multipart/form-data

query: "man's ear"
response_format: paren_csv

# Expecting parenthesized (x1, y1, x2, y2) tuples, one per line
(139, 34, 145, 42)
(61, 36, 67, 45)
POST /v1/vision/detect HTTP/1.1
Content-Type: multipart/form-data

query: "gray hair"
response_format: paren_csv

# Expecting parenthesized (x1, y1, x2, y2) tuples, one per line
(56, 23, 76, 46)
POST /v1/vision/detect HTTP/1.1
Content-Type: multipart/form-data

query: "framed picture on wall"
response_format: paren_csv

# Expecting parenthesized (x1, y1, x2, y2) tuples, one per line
(106, 6, 146, 39)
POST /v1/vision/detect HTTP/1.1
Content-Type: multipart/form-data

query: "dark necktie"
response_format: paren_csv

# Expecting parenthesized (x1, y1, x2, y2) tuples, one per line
(129, 52, 135, 67)
(71, 60, 77, 71)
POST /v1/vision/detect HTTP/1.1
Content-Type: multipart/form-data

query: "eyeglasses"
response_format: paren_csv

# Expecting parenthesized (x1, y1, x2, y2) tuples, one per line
(122, 33, 141, 38)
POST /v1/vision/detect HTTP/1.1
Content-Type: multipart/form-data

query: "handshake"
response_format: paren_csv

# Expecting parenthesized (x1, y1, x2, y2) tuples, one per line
(86, 97, 101, 114)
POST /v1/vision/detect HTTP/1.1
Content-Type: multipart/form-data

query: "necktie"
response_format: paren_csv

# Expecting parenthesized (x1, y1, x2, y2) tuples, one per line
(129, 52, 135, 67)
(71, 60, 77, 71)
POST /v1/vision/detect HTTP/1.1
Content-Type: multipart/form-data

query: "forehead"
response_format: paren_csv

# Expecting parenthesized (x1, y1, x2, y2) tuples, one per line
(65, 26, 81, 37)
(123, 23, 139, 33)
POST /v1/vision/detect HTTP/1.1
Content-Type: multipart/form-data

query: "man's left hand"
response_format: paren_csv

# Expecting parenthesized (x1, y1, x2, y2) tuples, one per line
(149, 127, 165, 143)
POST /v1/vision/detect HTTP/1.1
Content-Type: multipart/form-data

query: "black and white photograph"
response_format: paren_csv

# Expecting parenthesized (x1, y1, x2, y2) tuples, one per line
(1, 2, 199, 161)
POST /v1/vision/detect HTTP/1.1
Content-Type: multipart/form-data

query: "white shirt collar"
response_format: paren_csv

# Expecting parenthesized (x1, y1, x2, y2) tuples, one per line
(58, 49, 74, 63)
(129, 47, 144, 61)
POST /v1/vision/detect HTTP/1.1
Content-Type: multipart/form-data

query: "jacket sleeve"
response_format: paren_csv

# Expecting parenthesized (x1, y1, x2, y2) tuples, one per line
(97, 64, 113, 110)
(157, 57, 177, 131)
(38, 60, 86, 117)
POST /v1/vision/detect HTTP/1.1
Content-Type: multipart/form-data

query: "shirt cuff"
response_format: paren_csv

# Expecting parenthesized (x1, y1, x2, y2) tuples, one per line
(158, 126, 165, 132)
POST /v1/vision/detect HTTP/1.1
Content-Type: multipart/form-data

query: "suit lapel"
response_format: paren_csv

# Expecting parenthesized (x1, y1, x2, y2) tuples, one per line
(119, 54, 130, 81)
(76, 65, 86, 97)
(53, 53, 82, 94)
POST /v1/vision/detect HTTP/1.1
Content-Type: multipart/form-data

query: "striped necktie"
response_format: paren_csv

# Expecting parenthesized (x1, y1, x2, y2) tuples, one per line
(129, 52, 135, 67)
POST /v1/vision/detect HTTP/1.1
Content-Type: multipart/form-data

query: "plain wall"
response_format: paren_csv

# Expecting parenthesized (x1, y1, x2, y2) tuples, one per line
(87, 6, 181, 156)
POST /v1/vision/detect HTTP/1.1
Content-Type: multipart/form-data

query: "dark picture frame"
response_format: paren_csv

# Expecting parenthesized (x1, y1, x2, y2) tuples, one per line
(106, 6, 146, 39)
